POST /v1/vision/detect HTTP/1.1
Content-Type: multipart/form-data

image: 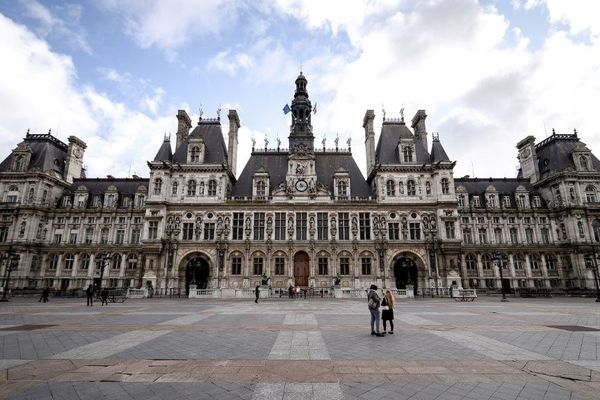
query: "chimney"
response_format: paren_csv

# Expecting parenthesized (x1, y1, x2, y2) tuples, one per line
(228, 110, 240, 176)
(516, 135, 539, 183)
(363, 110, 375, 174)
(411, 110, 428, 151)
(176, 109, 192, 149)
(64, 135, 87, 183)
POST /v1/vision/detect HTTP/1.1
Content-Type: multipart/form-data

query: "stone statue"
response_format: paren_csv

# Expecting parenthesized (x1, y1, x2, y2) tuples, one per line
(334, 273, 341, 286)
(261, 273, 270, 286)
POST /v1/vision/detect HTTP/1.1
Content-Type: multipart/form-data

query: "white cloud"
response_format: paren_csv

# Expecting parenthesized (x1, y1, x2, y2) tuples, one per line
(141, 87, 166, 114)
(19, 0, 92, 54)
(207, 51, 254, 76)
(0, 14, 173, 179)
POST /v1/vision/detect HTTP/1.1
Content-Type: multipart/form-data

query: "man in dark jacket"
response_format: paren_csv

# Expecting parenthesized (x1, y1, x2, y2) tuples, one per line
(86, 284, 94, 307)
(367, 284, 384, 337)
(255, 285, 260, 303)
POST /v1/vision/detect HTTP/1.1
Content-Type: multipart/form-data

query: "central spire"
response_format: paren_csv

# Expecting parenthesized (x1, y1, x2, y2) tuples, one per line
(289, 72, 314, 152)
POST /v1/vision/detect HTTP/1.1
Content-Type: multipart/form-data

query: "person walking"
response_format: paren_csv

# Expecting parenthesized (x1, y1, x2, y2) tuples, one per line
(381, 289, 395, 335)
(367, 284, 384, 337)
(255, 285, 260, 303)
(100, 288, 109, 306)
(39, 287, 49, 303)
(86, 284, 94, 307)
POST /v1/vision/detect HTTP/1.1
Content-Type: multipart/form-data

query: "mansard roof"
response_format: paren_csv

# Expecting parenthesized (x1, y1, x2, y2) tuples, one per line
(0, 132, 68, 176)
(430, 137, 450, 162)
(172, 119, 228, 165)
(454, 177, 534, 194)
(231, 151, 373, 198)
(534, 132, 600, 178)
(153, 138, 173, 162)
(68, 177, 148, 195)
(375, 120, 430, 164)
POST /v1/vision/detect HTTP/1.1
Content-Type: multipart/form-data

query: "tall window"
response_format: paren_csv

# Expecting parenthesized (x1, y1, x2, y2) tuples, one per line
(153, 178, 162, 195)
(131, 229, 140, 244)
(231, 257, 242, 275)
(407, 180, 416, 196)
(208, 180, 217, 196)
(388, 223, 400, 240)
(69, 232, 78, 244)
(586, 186, 597, 203)
(458, 195, 465, 208)
(100, 228, 109, 244)
(183, 223, 194, 240)
(409, 222, 421, 240)
(509, 228, 518, 244)
(0, 227, 9, 243)
(148, 221, 158, 239)
(359, 212, 370, 240)
(48, 254, 58, 270)
(466, 254, 476, 271)
(296, 212, 307, 240)
(256, 181, 266, 198)
(338, 212, 350, 240)
(79, 254, 90, 270)
(541, 228, 550, 244)
(64, 254, 74, 270)
(115, 230, 125, 244)
(171, 181, 178, 196)
(478, 228, 487, 244)
(514, 255, 524, 270)
(546, 255, 556, 271)
(274, 212, 286, 240)
(503, 196, 511, 208)
(481, 254, 491, 270)
(339, 257, 350, 275)
(232, 213, 244, 240)
(386, 180, 395, 196)
(361, 257, 372, 275)
(445, 222, 455, 239)
(112, 254, 122, 270)
(517, 194, 526, 208)
(190, 146, 200, 162)
(253, 213, 265, 240)
(253, 257, 263, 275)
(403, 146, 413, 162)
(337, 181, 348, 198)
(127, 254, 138, 270)
(441, 178, 449, 195)
(318, 257, 328, 275)
(187, 180, 196, 196)
(463, 228, 473, 244)
(317, 212, 328, 240)
(525, 228, 534, 244)
(530, 255, 540, 270)
(275, 257, 285, 275)
(487, 195, 496, 208)
(494, 228, 503, 244)
(204, 223, 215, 240)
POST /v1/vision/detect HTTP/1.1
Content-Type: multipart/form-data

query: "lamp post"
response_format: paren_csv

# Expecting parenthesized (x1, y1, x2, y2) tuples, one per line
(216, 219, 227, 289)
(588, 247, 600, 303)
(424, 216, 439, 297)
(163, 215, 181, 296)
(97, 253, 110, 291)
(0, 252, 19, 302)
(373, 215, 387, 289)
(494, 253, 509, 302)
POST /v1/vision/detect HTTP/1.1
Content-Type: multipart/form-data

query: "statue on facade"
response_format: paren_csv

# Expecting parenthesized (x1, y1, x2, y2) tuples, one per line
(334, 273, 341, 286)
(261, 273, 270, 286)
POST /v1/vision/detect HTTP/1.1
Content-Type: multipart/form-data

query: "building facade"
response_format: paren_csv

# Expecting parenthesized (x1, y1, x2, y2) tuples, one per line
(1, 74, 599, 294)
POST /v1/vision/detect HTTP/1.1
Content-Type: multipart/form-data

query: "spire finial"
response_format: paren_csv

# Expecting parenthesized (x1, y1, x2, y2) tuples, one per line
(574, 128, 578, 137)
(400, 106, 405, 123)
(198, 104, 203, 123)
(334, 133, 339, 150)
(26, 128, 30, 136)
(48, 128, 52, 135)
(264, 137, 269, 149)
(251, 135, 256, 151)
(217, 107, 221, 120)
(322, 135, 326, 150)
(276, 135, 281, 150)
(347, 137, 352, 150)
(552, 128, 556, 135)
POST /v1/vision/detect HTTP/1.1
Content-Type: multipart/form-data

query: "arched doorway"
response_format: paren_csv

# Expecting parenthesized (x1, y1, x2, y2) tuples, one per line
(185, 256, 210, 291)
(394, 257, 418, 291)
(294, 251, 309, 287)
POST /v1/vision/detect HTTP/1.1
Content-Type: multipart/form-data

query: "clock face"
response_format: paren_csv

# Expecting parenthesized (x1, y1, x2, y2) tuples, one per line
(295, 179, 308, 192)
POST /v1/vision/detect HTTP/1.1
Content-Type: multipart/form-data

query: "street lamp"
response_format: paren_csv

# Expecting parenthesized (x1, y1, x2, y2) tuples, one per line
(586, 249, 600, 303)
(423, 216, 439, 297)
(163, 215, 181, 296)
(493, 253, 509, 302)
(373, 215, 387, 289)
(216, 219, 227, 288)
(0, 252, 20, 302)
(97, 253, 111, 291)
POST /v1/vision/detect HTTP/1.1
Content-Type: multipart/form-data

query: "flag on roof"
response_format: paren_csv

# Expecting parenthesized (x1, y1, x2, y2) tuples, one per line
(313, 102, 317, 114)
(283, 104, 291, 114)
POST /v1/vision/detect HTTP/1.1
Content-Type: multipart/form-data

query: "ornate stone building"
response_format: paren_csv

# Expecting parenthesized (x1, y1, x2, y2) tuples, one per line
(1, 74, 599, 294)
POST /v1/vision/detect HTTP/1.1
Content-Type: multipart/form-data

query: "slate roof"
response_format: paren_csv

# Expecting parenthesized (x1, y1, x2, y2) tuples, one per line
(375, 121, 430, 164)
(454, 177, 545, 208)
(0, 133, 68, 176)
(430, 138, 450, 162)
(68, 178, 148, 195)
(171, 120, 228, 165)
(535, 133, 600, 178)
(231, 151, 373, 198)
(153, 138, 173, 162)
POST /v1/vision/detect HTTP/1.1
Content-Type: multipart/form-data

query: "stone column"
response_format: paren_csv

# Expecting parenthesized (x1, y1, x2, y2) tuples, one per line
(524, 254, 534, 287)
(540, 254, 550, 288)
(476, 253, 484, 288)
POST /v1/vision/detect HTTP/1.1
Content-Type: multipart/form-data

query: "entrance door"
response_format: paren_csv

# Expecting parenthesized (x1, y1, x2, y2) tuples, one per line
(186, 257, 210, 292)
(394, 257, 418, 292)
(294, 252, 309, 287)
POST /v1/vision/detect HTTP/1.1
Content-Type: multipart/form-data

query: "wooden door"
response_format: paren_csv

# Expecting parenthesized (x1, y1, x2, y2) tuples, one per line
(294, 252, 310, 287)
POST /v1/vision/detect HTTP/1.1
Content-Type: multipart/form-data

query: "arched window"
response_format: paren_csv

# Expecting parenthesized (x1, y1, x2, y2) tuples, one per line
(187, 180, 197, 196)
(208, 180, 217, 196)
(171, 181, 178, 196)
(441, 178, 449, 195)
(386, 180, 395, 196)
(481, 254, 492, 270)
(407, 180, 416, 196)
(403, 146, 413, 162)
(64, 253, 74, 270)
(190, 146, 200, 162)
(466, 254, 476, 270)
(585, 185, 597, 203)
(153, 178, 162, 195)
(79, 254, 90, 270)
(337, 181, 347, 197)
(256, 181, 266, 197)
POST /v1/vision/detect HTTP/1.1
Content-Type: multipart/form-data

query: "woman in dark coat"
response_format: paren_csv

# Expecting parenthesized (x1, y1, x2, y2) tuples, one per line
(381, 289, 395, 334)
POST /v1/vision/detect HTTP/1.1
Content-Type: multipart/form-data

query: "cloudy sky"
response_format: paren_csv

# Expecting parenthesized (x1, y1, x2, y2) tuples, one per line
(0, 0, 599, 180)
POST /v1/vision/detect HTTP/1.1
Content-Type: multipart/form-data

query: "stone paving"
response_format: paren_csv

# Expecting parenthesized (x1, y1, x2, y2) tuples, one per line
(0, 297, 600, 399)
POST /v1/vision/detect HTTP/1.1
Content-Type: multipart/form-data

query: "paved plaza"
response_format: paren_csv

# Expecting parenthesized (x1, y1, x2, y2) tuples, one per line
(0, 296, 600, 399)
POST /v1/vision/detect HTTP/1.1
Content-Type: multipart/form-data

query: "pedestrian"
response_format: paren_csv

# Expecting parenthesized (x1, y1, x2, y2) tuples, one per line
(367, 284, 384, 337)
(39, 287, 49, 303)
(255, 284, 260, 303)
(381, 289, 394, 335)
(100, 288, 109, 306)
(288, 285, 293, 298)
(86, 284, 94, 307)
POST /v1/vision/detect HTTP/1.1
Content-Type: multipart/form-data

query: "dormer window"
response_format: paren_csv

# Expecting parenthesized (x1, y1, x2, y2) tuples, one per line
(458, 194, 465, 208)
(14, 155, 25, 171)
(517, 194, 527, 208)
(208, 180, 217, 196)
(472, 196, 480, 207)
(256, 181, 266, 198)
(580, 155, 589, 171)
(153, 178, 162, 195)
(338, 181, 348, 197)
(386, 180, 395, 196)
(441, 178, 449, 195)
(403, 146, 413, 163)
(502, 196, 511, 208)
(487, 194, 496, 208)
(586, 185, 597, 203)
(190, 146, 200, 162)
(407, 180, 416, 196)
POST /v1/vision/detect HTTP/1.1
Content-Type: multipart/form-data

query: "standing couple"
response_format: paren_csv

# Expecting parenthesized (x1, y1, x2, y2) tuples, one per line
(367, 284, 394, 336)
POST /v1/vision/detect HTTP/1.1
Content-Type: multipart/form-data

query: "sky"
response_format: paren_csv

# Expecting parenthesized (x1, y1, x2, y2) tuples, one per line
(0, 0, 599, 180)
